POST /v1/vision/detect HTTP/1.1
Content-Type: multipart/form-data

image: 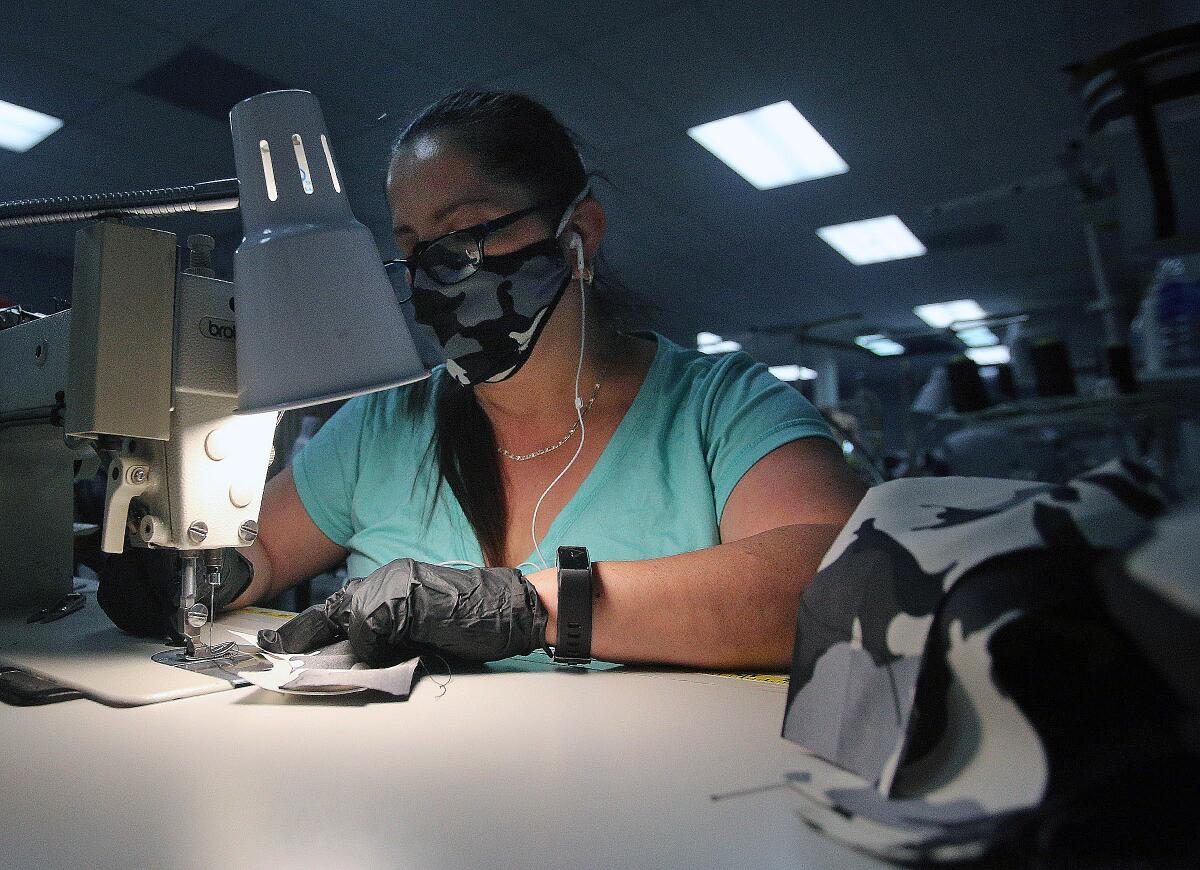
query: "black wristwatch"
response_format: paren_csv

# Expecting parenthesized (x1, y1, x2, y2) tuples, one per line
(551, 545, 593, 665)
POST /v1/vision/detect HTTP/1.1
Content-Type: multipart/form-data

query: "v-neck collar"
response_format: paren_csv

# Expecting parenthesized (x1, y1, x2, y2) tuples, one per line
(458, 333, 668, 569)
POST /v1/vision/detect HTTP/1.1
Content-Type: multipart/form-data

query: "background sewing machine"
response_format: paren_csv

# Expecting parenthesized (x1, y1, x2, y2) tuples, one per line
(0, 89, 427, 703)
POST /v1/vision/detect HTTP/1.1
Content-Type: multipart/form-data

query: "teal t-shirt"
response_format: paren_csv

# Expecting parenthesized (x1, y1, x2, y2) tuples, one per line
(292, 333, 835, 577)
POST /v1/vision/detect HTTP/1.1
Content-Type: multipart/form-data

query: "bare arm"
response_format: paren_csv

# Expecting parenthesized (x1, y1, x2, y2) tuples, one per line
(528, 438, 865, 670)
(227, 467, 348, 609)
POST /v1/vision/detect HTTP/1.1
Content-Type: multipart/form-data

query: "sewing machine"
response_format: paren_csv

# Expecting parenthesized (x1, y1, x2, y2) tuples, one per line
(0, 90, 428, 701)
(0, 221, 277, 665)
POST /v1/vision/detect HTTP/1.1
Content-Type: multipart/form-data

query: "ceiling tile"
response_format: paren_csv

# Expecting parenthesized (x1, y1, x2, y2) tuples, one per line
(895, 2, 1084, 153)
(99, 0, 255, 40)
(131, 46, 290, 123)
(0, 45, 121, 123)
(485, 52, 676, 154)
(296, 0, 561, 84)
(20, 127, 136, 190)
(577, 6, 783, 131)
(326, 113, 410, 181)
(72, 89, 229, 149)
(509, 0, 686, 46)
(0, 2, 186, 86)
(698, 0, 913, 91)
(201, 1, 445, 120)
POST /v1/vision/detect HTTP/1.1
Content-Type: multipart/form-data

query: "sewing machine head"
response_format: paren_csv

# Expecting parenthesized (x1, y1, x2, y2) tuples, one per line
(0, 223, 276, 654)
(0, 90, 428, 655)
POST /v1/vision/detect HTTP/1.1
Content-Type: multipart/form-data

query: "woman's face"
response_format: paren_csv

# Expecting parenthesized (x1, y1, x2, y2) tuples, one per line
(385, 133, 555, 260)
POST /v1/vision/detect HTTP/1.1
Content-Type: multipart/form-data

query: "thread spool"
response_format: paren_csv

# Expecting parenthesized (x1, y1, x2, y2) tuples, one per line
(995, 363, 1018, 400)
(1106, 343, 1138, 394)
(1031, 338, 1077, 397)
(947, 357, 991, 413)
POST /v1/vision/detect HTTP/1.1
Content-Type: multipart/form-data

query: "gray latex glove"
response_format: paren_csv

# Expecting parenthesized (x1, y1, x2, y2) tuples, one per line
(258, 559, 548, 666)
(97, 546, 253, 642)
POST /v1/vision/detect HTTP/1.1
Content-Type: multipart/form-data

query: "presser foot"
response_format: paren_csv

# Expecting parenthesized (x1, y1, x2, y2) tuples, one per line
(184, 638, 240, 662)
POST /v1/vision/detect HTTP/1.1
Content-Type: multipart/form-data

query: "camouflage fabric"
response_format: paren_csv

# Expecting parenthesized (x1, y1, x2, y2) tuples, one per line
(781, 460, 1199, 864)
(409, 238, 571, 385)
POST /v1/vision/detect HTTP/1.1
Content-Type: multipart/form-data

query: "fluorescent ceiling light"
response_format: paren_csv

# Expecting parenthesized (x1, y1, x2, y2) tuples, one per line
(914, 298, 986, 329)
(687, 100, 848, 190)
(816, 215, 926, 265)
(769, 364, 817, 382)
(955, 325, 999, 347)
(696, 331, 741, 355)
(0, 99, 63, 152)
(966, 345, 1011, 365)
(855, 334, 905, 357)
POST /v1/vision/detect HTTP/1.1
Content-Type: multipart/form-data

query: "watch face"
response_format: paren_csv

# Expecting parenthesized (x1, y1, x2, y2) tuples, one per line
(557, 546, 589, 570)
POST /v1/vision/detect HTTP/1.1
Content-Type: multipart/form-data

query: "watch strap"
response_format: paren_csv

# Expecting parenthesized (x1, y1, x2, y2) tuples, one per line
(554, 547, 592, 664)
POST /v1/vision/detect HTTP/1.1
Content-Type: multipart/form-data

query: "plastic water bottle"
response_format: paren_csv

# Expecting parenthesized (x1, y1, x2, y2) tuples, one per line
(1155, 258, 1200, 368)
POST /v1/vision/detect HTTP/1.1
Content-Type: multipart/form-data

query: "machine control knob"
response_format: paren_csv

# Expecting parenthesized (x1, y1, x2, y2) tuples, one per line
(204, 428, 231, 461)
(229, 481, 254, 509)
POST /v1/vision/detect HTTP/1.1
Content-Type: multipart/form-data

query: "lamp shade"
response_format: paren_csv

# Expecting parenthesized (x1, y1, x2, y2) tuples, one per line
(230, 90, 428, 413)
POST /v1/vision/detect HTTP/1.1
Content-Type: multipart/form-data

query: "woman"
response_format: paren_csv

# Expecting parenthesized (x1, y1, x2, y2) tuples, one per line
(98, 90, 862, 670)
(219, 90, 866, 670)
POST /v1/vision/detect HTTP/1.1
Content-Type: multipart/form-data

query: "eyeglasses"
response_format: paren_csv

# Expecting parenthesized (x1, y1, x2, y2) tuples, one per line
(384, 203, 552, 302)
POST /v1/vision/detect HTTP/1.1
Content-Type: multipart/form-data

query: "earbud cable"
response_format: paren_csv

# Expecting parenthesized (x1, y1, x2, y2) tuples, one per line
(530, 264, 588, 570)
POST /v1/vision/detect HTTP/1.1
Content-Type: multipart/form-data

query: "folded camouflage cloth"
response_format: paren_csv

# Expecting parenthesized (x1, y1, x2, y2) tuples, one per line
(782, 460, 1199, 865)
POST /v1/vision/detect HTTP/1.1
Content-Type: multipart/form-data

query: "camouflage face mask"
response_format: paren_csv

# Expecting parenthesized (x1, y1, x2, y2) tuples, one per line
(409, 237, 571, 385)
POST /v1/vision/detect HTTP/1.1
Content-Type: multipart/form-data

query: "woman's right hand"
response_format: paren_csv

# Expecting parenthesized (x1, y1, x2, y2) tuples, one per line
(96, 546, 254, 641)
(96, 545, 182, 640)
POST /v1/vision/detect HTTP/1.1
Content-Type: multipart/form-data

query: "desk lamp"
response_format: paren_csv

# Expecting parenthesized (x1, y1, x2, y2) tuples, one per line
(230, 90, 426, 412)
(0, 89, 429, 414)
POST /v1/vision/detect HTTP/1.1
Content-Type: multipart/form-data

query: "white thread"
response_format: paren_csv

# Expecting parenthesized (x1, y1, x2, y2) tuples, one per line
(420, 653, 452, 698)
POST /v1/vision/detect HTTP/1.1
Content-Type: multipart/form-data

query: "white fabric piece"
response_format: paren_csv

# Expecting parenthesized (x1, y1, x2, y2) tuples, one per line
(228, 630, 420, 697)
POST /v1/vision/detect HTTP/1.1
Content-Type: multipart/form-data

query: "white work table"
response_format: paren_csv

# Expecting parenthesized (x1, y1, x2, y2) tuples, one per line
(0, 620, 885, 869)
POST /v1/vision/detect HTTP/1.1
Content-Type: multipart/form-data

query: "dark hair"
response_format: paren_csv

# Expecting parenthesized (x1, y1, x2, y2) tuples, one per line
(390, 90, 614, 567)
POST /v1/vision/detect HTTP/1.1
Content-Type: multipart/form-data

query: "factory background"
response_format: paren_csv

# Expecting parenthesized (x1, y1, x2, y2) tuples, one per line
(2, 4, 1200, 867)
(2, 0, 1198, 490)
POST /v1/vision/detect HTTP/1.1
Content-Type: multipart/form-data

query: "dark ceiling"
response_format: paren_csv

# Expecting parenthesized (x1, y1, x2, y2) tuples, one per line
(1, 0, 1197, 387)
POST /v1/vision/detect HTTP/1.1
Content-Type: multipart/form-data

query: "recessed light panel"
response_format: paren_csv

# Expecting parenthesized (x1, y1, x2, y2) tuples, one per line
(817, 216, 926, 265)
(688, 101, 848, 190)
(0, 99, 62, 152)
(955, 326, 999, 347)
(768, 364, 817, 381)
(855, 334, 906, 357)
(966, 345, 1011, 365)
(913, 298, 986, 329)
(696, 332, 742, 355)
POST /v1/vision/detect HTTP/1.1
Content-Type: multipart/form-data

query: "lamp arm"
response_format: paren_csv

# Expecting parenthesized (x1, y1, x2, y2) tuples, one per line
(0, 178, 240, 229)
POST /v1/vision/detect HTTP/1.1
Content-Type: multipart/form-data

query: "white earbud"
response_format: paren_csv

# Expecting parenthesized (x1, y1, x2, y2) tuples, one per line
(569, 232, 585, 274)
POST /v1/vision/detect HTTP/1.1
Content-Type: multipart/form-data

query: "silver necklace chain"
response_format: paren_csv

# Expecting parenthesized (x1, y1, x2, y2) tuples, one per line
(497, 380, 603, 462)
